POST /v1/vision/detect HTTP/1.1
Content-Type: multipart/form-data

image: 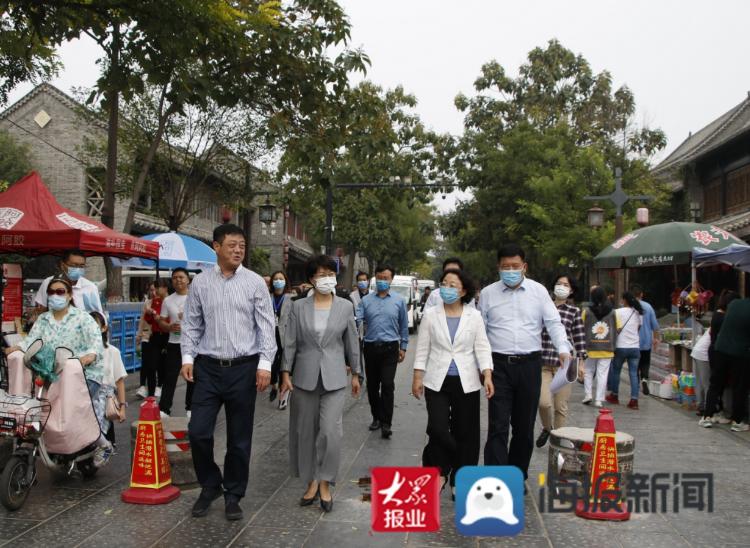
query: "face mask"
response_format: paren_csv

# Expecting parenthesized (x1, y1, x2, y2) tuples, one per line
(66, 267, 85, 281)
(357, 280, 369, 291)
(440, 287, 460, 304)
(553, 285, 570, 299)
(48, 294, 69, 311)
(272, 279, 286, 290)
(376, 280, 390, 292)
(314, 276, 337, 294)
(500, 269, 523, 288)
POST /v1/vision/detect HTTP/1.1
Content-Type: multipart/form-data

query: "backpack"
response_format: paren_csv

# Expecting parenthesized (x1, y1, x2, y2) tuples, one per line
(583, 307, 616, 353)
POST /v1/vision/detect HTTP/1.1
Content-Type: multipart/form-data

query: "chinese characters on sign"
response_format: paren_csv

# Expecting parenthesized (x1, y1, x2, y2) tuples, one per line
(0, 207, 24, 230)
(635, 255, 674, 266)
(130, 421, 172, 488)
(0, 235, 24, 247)
(55, 212, 102, 233)
(689, 230, 719, 246)
(538, 472, 714, 514)
(611, 233, 638, 249)
(371, 467, 440, 533)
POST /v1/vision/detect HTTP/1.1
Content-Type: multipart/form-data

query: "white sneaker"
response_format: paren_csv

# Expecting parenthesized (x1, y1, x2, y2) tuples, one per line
(136, 386, 148, 399)
(155, 386, 162, 398)
(593, 401, 603, 408)
(582, 396, 592, 405)
(713, 415, 731, 424)
(698, 417, 713, 428)
(93, 442, 114, 468)
(730, 422, 749, 432)
(186, 410, 192, 420)
(160, 411, 170, 420)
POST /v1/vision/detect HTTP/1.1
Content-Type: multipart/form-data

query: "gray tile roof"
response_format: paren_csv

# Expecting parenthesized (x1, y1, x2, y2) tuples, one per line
(653, 92, 750, 175)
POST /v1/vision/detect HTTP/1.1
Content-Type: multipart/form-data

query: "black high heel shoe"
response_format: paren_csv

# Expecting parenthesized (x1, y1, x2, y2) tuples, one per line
(299, 488, 319, 506)
(320, 495, 333, 513)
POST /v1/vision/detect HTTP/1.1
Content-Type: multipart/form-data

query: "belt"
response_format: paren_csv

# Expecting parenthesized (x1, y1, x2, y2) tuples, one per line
(198, 354, 258, 368)
(492, 351, 541, 363)
(364, 340, 399, 348)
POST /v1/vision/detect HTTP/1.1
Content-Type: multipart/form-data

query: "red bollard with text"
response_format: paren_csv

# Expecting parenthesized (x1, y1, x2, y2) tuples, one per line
(575, 408, 630, 521)
(121, 397, 180, 504)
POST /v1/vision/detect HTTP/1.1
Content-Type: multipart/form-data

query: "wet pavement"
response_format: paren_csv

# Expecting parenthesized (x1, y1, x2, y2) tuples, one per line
(2, 335, 749, 547)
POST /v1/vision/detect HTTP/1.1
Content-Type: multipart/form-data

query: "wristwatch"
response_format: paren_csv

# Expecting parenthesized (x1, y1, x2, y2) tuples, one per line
(119, 401, 129, 408)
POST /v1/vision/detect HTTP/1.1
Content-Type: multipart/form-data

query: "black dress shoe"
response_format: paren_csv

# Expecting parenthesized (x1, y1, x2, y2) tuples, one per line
(642, 380, 650, 396)
(320, 496, 333, 513)
(225, 499, 243, 521)
(535, 429, 551, 448)
(191, 488, 223, 517)
(381, 425, 392, 439)
(269, 387, 278, 402)
(368, 419, 381, 431)
(299, 489, 319, 506)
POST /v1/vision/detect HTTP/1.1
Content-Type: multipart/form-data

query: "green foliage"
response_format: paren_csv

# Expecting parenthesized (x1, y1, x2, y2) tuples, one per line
(248, 246, 271, 276)
(0, 129, 32, 189)
(279, 81, 445, 273)
(444, 40, 669, 283)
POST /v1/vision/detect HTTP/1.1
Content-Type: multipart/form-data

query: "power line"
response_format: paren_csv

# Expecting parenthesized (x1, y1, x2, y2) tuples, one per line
(4, 117, 87, 166)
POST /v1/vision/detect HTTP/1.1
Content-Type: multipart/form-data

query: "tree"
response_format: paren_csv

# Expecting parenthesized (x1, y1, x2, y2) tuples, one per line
(444, 40, 668, 283)
(0, 129, 32, 189)
(279, 82, 445, 284)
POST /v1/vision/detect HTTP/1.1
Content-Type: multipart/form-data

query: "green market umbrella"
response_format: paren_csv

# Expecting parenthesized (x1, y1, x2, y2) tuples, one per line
(594, 222, 745, 269)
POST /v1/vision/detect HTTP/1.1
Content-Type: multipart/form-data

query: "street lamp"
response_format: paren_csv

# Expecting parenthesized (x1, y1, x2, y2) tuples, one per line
(587, 204, 605, 228)
(258, 197, 278, 225)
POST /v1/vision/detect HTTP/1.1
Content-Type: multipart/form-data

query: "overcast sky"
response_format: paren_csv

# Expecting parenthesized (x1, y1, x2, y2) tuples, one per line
(7, 0, 750, 212)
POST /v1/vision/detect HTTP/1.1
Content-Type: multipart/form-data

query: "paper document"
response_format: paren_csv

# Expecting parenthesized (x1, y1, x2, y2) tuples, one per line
(550, 358, 577, 394)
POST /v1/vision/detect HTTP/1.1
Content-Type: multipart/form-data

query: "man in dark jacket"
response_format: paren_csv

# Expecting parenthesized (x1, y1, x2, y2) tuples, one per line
(715, 298, 750, 432)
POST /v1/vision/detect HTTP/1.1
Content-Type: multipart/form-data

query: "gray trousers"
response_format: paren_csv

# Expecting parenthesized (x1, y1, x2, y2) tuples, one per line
(693, 358, 710, 409)
(289, 379, 346, 484)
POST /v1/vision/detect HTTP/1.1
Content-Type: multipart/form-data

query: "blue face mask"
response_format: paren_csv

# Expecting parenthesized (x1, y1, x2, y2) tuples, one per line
(272, 279, 286, 290)
(47, 295, 69, 311)
(66, 267, 85, 281)
(440, 287, 460, 304)
(500, 269, 524, 288)
(357, 280, 369, 290)
(376, 280, 390, 292)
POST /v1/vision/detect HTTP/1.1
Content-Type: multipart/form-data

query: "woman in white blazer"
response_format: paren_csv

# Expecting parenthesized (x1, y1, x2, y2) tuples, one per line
(411, 268, 494, 497)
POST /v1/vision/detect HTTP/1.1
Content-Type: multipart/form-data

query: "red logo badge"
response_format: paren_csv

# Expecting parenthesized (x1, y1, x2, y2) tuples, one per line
(371, 467, 440, 532)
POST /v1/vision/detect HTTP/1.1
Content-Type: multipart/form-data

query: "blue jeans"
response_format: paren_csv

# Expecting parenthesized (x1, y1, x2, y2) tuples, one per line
(608, 348, 641, 400)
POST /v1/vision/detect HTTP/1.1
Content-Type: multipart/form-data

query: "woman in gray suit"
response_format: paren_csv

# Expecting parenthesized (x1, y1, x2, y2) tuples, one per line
(280, 255, 361, 512)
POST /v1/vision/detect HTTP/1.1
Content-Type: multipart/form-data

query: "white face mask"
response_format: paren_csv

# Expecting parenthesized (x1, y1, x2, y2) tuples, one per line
(314, 276, 337, 294)
(553, 285, 570, 299)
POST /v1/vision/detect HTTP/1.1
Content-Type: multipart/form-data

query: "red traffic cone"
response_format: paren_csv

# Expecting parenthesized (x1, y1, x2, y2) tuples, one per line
(121, 397, 180, 504)
(575, 408, 630, 521)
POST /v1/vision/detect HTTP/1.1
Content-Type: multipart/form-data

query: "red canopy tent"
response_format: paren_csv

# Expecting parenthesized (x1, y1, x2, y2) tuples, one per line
(0, 171, 159, 259)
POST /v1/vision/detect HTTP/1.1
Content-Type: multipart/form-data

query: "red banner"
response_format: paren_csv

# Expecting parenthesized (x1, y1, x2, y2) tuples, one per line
(130, 421, 172, 488)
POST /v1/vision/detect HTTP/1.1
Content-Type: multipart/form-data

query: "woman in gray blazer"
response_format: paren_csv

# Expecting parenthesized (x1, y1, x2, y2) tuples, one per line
(280, 255, 361, 512)
(269, 270, 293, 406)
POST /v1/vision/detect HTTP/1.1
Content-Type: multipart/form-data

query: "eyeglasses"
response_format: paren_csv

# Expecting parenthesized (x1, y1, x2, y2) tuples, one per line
(46, 288, 69, 296)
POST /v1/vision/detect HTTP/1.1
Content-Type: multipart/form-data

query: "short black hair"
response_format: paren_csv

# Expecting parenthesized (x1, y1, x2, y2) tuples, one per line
(62, 249, 86, 262)
(305, 255, 337, 283)
(356, 271, 369, 281)
(442, 257, 464, 271)
(440, 268, 476, 304)
(213, 223, 246, 244)
(551, 273, 579, 299)
(718, 289, 740, 310)
(375, 264, 396, 278)
(630, 284, 644, 297)
(171, 267, 190, 281)
(497, 243, 525, 262)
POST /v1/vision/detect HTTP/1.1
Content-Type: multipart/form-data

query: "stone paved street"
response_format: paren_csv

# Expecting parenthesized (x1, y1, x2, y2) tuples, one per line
(2, 335, 749, 547)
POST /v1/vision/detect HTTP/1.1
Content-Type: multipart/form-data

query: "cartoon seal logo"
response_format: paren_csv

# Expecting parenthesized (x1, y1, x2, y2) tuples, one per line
(460, 476, 518, 525)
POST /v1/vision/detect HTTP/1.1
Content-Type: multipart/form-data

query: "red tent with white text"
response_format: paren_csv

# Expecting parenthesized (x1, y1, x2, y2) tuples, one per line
(0, 171, 159, 259)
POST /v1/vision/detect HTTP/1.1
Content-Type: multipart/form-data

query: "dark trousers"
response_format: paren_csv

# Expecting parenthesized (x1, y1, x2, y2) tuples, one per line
(484, 353, 542, 479)
(143, 332, 168, 396)
(159, 343, 182, 415)
(729, 356, 750, 423)
(188, 355, 259, 499)
(364, 341, 399, 426)
(638, 350, 651, 382)
(704, 349, 731, 417)
(423, 376, 480, 486)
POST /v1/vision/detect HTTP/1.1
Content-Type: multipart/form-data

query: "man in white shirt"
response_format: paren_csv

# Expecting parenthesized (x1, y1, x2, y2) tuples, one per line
(423, 257, 476, 311)
(34, 249, 104, 316)
(480, 244, 570, 483)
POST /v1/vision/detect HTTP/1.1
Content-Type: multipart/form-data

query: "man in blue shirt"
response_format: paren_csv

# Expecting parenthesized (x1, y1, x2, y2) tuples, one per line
(356, 265, 409, 439)
(631, 285, 660, 396)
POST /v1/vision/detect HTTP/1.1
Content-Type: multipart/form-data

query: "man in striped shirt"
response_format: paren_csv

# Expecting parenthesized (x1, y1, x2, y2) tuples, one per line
(181, 224, 277, 521)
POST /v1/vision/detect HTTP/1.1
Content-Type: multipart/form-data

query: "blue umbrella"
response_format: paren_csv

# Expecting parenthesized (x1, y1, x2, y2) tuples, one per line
(112, 232, 216, 270)
(693, 243, 750, 272)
